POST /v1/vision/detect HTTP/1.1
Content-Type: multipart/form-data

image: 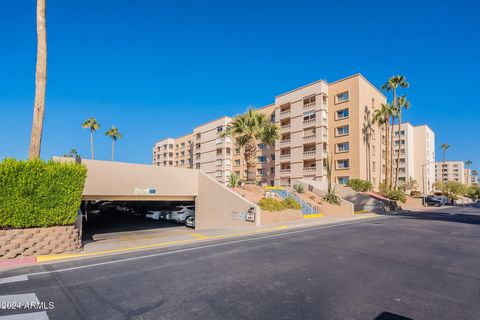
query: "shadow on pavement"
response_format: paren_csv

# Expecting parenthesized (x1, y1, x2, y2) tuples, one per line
(374, 312, 414, 320)
(395, 210, 480, 225)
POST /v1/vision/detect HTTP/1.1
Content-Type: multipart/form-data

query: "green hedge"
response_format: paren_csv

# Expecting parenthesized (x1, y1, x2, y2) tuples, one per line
(0, 158, 87, 228)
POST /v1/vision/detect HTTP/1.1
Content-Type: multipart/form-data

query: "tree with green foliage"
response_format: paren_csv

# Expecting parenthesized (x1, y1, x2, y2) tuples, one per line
(323, 154, 341, 205)
(347, 178, 372, 192)
(373, 102, 395, 189)
(227, 172, 240, 188)
(82, 117, 100, 160)
(105, 126, 122, 161)
(382, 75, 409, 190)
(221, 108, 279, 183)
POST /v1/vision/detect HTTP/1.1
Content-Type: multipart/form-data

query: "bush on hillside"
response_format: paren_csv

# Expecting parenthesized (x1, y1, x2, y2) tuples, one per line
(293, 184, 305, 194)
(0, 158, 87, 228)
(258, 196, 302, 212)
(282, 197, 302, 210)
(347, 179, 373, 192)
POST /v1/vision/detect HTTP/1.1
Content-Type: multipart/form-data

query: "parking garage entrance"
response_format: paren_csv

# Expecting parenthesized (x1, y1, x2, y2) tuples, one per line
(80, 200, 195, 245)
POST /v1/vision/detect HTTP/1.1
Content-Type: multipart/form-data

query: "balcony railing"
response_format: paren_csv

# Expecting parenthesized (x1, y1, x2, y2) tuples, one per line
(280, 154, 291, 159)
(303, 134, 316, 140)
(280, 169, 291, 174)
(280, 110, 291, 118)
(280, 139, 291, 144)
(303, 118, 316, 125)
(303, 167, 316, 172)
(303, 102, 316, 109)
(303, 150, 316, 156)
(281, 124, 291, 129)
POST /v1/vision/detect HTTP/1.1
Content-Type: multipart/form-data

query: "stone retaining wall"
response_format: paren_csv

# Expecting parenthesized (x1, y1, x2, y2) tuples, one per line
(261, 209, 304, 225)
(0, 225, 81, 259)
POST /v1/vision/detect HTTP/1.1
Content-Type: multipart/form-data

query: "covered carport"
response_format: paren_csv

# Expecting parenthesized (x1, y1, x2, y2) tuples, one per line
(74, 159, 261, 244)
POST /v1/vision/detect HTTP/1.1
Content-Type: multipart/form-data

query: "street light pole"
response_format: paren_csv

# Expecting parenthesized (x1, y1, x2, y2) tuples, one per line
(422, 161, 436, 207)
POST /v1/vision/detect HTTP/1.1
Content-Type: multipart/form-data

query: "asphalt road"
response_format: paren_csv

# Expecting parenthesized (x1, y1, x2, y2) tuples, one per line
(1, 206, 480, 320)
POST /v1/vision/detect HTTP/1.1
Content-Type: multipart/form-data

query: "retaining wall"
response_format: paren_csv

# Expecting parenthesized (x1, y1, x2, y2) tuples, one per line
(0, 225, 81, 259)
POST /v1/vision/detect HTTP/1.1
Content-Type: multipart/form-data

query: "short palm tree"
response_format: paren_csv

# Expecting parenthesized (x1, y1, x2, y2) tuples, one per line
(28, 0, 47, 159)
(105, 126, 122, 161)
(82, 117, 100, 159)
(373, 103, 394, 189)
(440, 144, 450, 183)
(393, 95, 411, 189)
(221, 108, 279, 183)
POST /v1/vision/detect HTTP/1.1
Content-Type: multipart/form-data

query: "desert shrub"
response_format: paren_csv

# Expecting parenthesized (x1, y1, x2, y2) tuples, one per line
(293, 184, 305, 194)
(323, 192, 341, 205)
(384, 189, 407, 203)
(347, 179, 372, 192)
(228, 173, 239, 188)
(282, 197, 301, 210)
(0, 158, 87, 228)
(258, 198, 285, 212)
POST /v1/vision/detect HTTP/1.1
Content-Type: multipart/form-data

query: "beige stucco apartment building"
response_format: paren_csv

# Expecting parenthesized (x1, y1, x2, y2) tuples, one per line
(389, 123, 435, 192)
(435, 160, 466, 184)
(153, 73, 435, 190)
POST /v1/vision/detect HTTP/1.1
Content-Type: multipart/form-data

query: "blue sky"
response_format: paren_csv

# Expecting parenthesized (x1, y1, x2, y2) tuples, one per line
(0, 0, 479, 169)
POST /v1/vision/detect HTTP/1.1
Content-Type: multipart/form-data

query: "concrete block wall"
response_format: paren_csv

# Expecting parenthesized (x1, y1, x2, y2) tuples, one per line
(0, 225, 81, 259)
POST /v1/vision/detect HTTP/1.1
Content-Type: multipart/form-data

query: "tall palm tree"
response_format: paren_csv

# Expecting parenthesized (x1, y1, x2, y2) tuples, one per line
(221, 108, 279, 183)
(373, 103, 394, 189)
(28, 0, 47, 159)
(105, 126, 122, 161)
(82, 117, 100, 159)
(382, 75, 409, 189)
(440, 144, 450, 183)
(393, 95, 411, 189)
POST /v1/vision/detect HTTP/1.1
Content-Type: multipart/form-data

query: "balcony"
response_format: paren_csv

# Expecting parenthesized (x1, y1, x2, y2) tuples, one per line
(303, 118, 316, 125)
(303, 102, 316, 109)
(303, 167, 316, 173)
(280, 139, 291, 144)
(303, 134, 316, 140)
(281, 123, 291, 129)
(280, 153, 291, 159)
(280, 169, 291, 175)
(303, 150, 316, 157)
(280, 110, 291, 118)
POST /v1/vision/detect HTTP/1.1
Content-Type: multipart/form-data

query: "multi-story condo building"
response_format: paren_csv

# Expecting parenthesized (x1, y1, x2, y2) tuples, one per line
(435, 161, 466, 184)
(471, 171, 478, 185)
(390, 123, 435, 192)
(275, 80, 329, 186)
(153, 74, 439, 189)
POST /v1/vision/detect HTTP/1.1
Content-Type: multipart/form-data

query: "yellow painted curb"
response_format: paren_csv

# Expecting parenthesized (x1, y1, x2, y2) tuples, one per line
(353, 210, 369, 215)
(303, 213, 324, 219)
(36, 225, 290, 263)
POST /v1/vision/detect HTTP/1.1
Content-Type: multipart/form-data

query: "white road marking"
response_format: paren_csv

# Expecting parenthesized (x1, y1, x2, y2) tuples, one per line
(0, 276, 28, 285)
(0, 293, 39, 305)
(20, 216, 390, 278)
(0, 311, 49, 320)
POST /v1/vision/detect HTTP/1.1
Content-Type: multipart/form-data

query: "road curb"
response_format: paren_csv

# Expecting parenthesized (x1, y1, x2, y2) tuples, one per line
(0, 256, 37, 269)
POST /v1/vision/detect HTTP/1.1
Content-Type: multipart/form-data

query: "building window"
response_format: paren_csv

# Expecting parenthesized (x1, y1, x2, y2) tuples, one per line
(337, 159, 350, 169)
(235, 148, 241, 155)
(180, 160, 185, 166)
(336, 108, 349, 119)
(195, 163, 200, 169)
(258, 156, 266, 163)
(270, 167, 275, 174)
(336, 92, 349, 103)
(338, 176, 350, 184)
(336, 142, 350, 153)
(257, 168, 265, 175)
(303, 95, 316, 106)
(336, 125, 349, 136)
(216, 126, 223, 133)
(234, 159, 241, 166)
(216, 138, 222, 144)
(258, 143, 266, 150)
(303, 111, 316, 121)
